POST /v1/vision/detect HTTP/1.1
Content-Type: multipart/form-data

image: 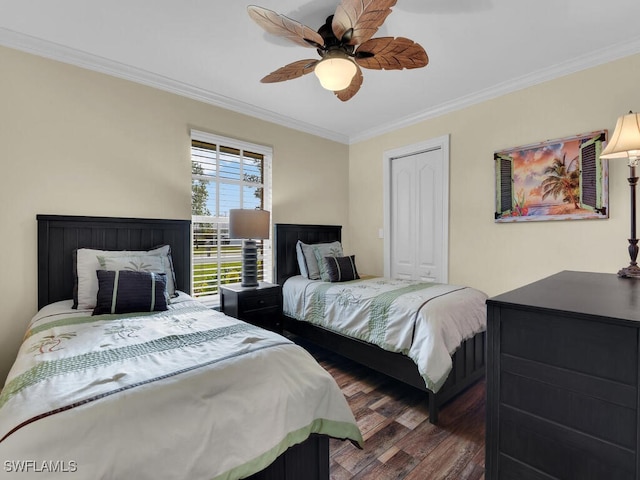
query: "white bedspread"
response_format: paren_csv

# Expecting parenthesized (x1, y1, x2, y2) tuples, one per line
(0, 294, 362, 479)
(283, 276, 488, 392)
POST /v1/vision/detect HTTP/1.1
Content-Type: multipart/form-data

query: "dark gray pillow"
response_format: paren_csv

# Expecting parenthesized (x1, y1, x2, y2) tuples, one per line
(322, 255, 359, 283)
(93, 270, 168, 315)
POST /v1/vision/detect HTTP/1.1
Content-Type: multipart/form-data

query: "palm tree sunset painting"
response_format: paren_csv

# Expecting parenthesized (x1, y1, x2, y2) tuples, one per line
(495, 130, 609, 222)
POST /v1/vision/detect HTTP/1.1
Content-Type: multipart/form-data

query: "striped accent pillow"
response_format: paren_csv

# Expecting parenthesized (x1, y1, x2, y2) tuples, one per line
(322, 255, 359, 282)
(93, 270, 168, 315)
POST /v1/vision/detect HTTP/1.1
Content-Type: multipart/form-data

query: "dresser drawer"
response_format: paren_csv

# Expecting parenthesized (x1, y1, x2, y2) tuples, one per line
(500, 307, 638, 385)
(500, 370, 636, 448)
(239, 293, 281, 313)
(499, 411, 635, 480)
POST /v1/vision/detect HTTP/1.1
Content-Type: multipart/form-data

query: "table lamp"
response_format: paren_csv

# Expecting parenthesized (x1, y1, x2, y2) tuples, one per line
(228, 209, 270, 287)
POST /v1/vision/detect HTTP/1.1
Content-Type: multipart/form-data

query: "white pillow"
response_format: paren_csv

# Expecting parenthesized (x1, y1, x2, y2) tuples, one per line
(74, 245, 177, 310)
(297, 241, 343, 280)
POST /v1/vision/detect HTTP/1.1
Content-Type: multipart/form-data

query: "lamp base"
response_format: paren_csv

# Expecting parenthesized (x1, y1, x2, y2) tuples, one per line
(618, 264, 640, 278)
(240, 239, 259, 288)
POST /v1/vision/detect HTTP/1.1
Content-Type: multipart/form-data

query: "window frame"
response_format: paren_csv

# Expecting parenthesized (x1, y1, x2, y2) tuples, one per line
(190, 129, 273, 305)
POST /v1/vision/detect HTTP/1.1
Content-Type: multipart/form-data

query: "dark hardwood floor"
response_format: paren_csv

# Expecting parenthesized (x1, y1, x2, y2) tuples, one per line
(304, 341, 486, 480)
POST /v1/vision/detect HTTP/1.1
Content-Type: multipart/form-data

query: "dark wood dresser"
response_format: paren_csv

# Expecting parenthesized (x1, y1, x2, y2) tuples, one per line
(486, 270, 640, 480)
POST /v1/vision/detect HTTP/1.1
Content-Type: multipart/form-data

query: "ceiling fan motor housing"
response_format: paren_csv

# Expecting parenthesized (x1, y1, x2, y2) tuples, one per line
(316, 15, 354, 58)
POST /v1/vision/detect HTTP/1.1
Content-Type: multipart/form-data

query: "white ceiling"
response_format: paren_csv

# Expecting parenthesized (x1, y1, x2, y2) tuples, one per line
(1, 0, 640, 144)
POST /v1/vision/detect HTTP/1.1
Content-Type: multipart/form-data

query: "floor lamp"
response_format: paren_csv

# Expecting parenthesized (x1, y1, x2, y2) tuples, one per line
(228, 209, 270, 287)
(600, 111, 640, 278)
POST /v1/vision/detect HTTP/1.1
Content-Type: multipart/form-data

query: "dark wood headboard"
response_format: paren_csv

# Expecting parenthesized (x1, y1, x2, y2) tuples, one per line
(37, 215, 191, 309)
(273, 224, 342, 286)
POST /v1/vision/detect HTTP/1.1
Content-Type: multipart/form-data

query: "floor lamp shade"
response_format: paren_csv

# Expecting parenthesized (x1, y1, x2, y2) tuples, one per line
(600, 113, 640, 162)
(229, 209, 270, 287)
(600, 112, 640, 278)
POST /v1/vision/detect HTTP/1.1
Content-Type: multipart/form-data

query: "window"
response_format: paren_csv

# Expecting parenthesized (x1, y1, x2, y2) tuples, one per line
(190, 130, 272, 305)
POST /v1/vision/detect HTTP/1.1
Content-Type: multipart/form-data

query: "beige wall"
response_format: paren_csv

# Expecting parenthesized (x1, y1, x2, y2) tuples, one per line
(348, 53, 640, 298)
(0, 46, 349, 383)
(2, 43, 639, 384)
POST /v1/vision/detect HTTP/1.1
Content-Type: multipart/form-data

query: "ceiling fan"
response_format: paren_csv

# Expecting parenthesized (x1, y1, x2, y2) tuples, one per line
(247, 0, 429, 101)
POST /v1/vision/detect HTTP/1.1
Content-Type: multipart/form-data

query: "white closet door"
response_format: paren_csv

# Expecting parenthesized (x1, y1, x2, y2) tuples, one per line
(390, 147, 445, 283)
(390, 155, 416, 280)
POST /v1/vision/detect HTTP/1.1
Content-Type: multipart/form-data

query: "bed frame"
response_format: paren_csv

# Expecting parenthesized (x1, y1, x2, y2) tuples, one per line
(36, 214, 330, 480)
(274, 223, 486, 424)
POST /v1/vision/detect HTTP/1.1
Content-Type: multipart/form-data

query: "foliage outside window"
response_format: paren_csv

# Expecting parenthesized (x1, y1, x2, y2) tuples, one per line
(191, 130, 272, 304)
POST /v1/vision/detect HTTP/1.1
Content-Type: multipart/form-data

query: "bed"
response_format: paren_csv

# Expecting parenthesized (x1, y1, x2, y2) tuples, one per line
(0, 215, 362, 480)
(274, 223, 487, 424)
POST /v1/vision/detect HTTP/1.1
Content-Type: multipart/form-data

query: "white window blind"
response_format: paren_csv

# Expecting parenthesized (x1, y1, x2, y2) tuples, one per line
(190, 130, 272, 305)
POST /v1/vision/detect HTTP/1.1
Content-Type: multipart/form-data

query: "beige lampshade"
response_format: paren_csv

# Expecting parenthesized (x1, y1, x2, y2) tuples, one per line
(228, 209, 270, 239)
(600, 112, 640, 160)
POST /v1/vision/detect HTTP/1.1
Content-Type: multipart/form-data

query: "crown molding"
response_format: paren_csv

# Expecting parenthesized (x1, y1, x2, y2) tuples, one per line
(2, 27, 640, 146)
(0, 27, 350, 144)
(349, 36, 640, 144)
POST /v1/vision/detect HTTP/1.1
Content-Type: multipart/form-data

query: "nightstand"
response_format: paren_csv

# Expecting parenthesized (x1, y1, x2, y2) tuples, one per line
(220, 282, 283, 334)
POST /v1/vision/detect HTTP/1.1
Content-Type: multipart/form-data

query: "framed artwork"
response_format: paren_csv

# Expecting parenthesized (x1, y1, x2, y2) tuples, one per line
(494, 130, 608, 222)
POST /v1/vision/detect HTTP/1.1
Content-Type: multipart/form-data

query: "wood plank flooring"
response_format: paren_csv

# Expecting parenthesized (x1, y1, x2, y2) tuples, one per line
(304, 342, 486, 480)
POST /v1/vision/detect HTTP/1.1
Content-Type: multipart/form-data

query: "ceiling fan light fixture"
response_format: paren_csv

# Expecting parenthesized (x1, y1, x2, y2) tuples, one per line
(248, 2, 429, 101)
(314, 54, 357, 91)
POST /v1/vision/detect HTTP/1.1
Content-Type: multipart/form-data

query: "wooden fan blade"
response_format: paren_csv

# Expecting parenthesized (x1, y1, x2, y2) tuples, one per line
(355, 37, 428, 70)
(260, 59, 319, 83)
(334, 65, 363, 101)
(332, 0, 397, 46)
(248, 5, 325, 49)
